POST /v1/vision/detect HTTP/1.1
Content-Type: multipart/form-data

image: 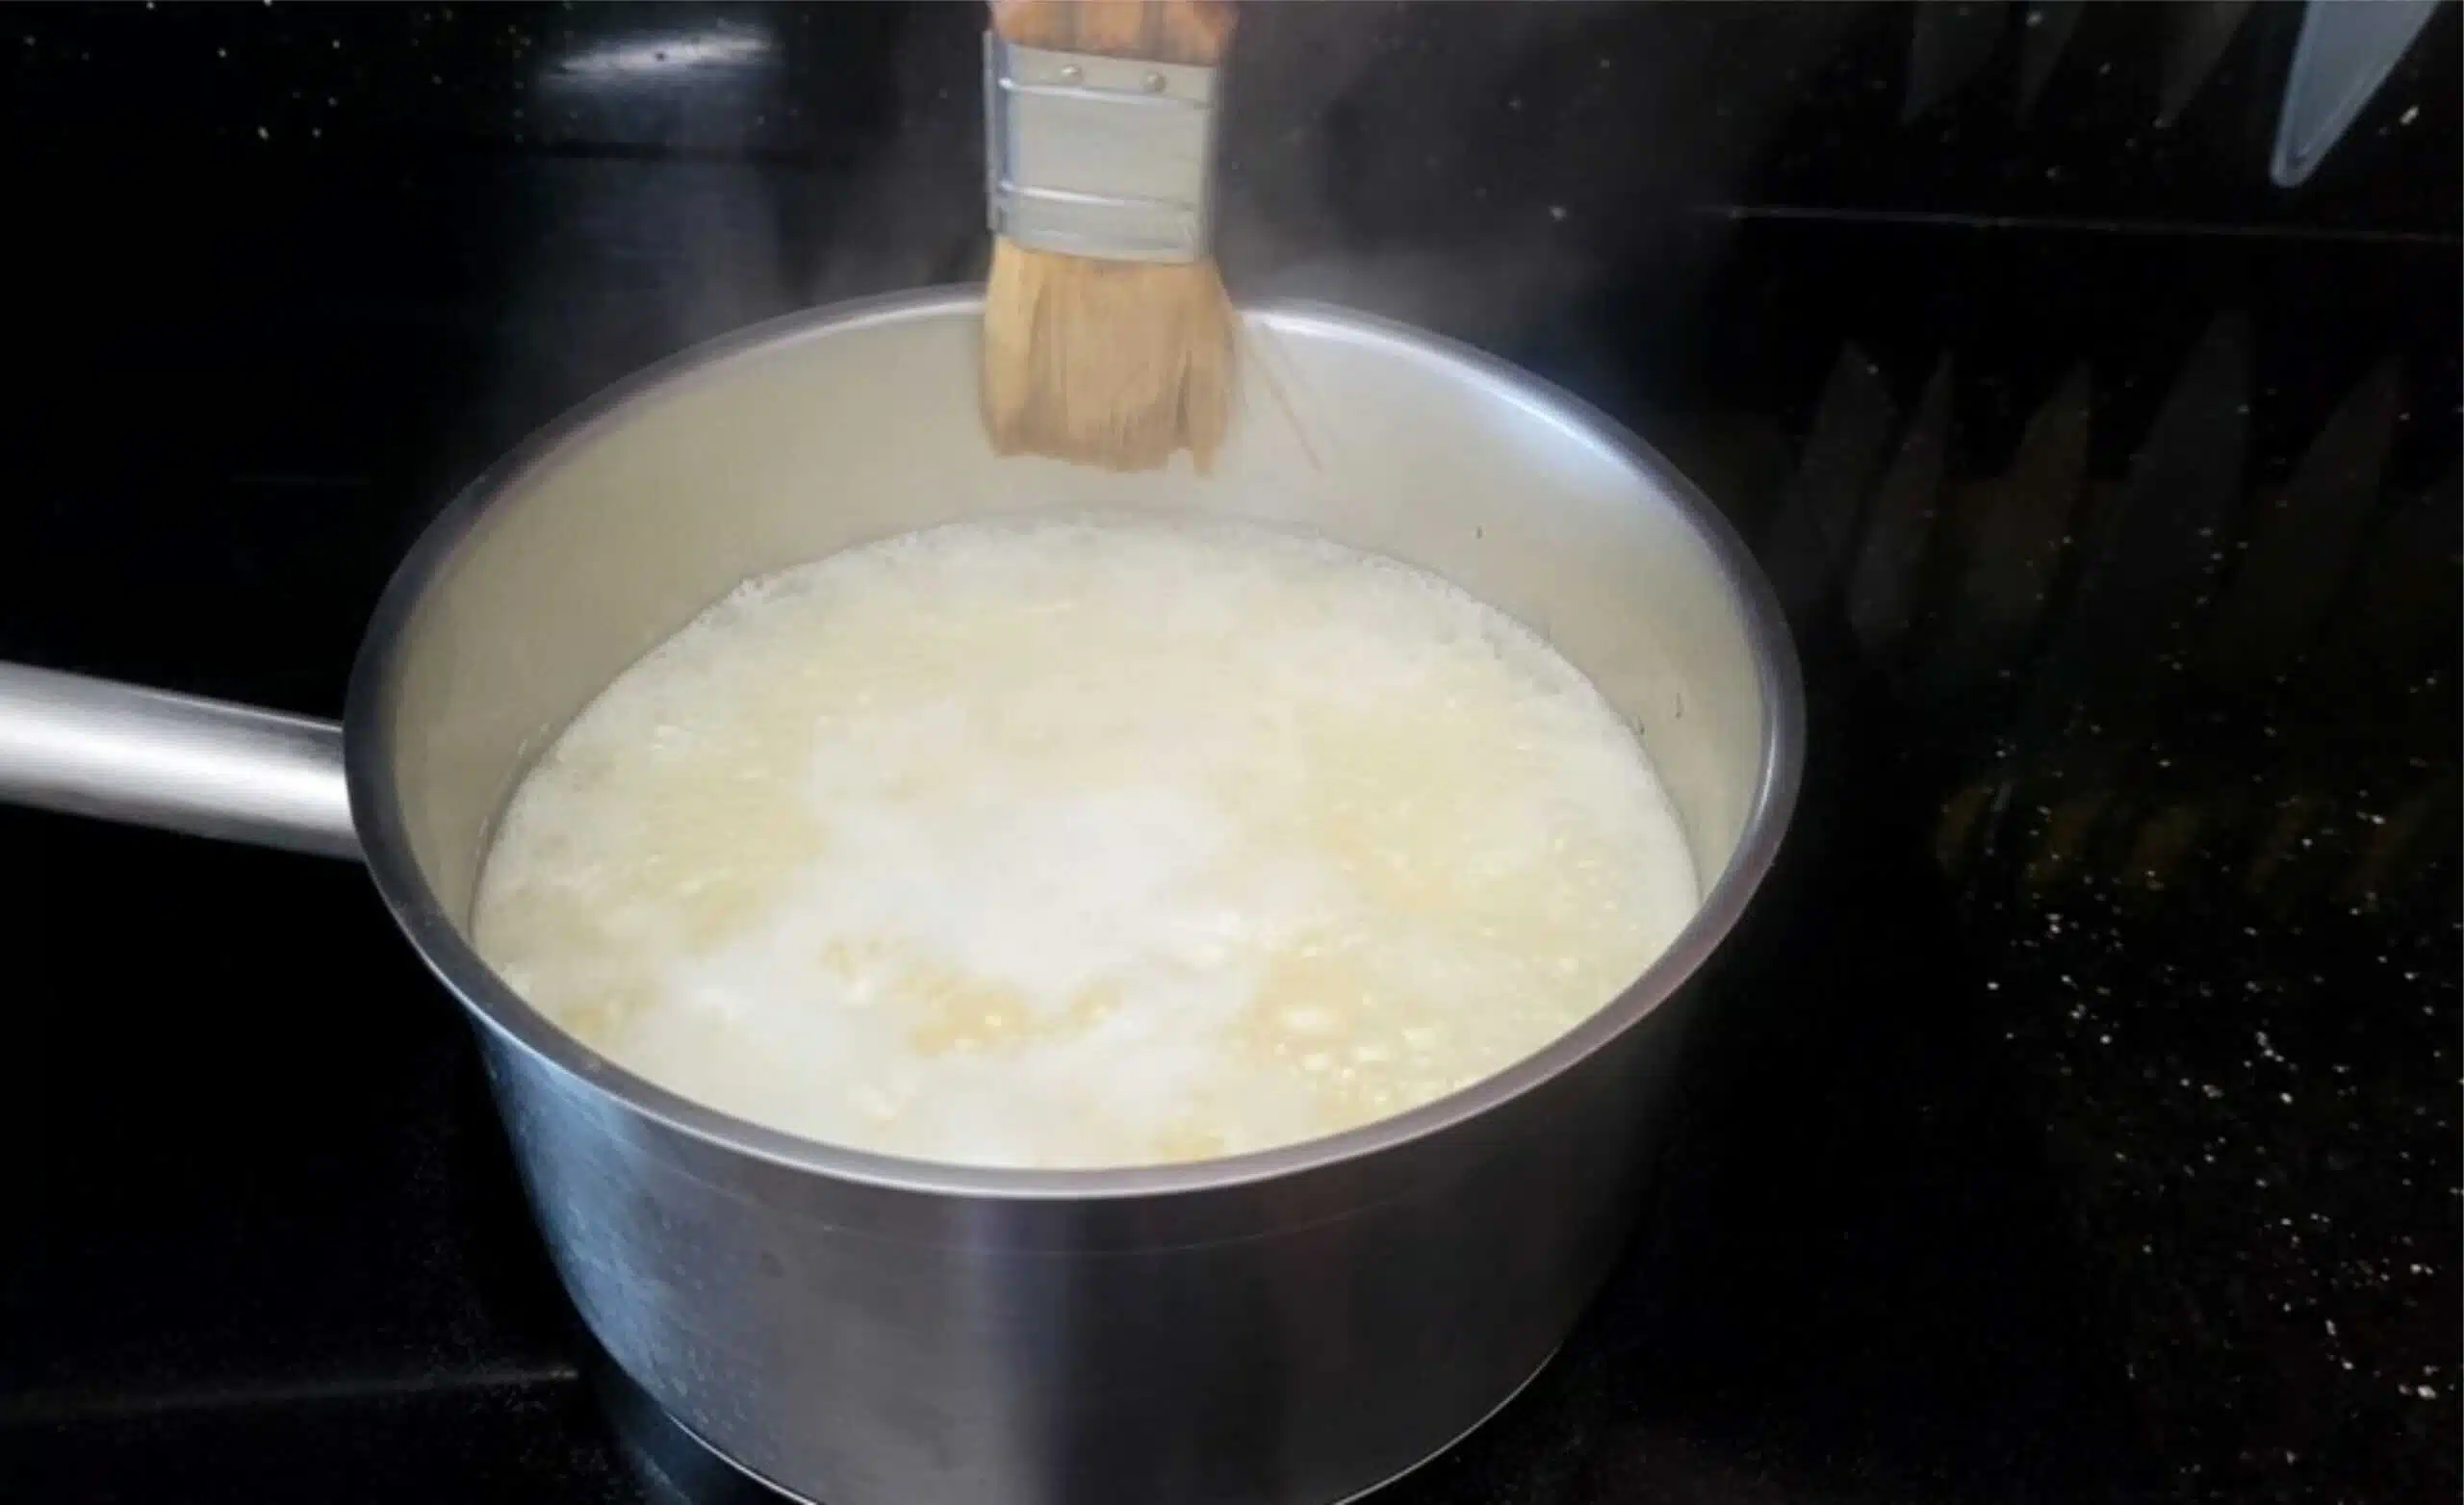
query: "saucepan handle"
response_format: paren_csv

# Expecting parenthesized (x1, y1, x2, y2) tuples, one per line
(0, 663, 360, 860)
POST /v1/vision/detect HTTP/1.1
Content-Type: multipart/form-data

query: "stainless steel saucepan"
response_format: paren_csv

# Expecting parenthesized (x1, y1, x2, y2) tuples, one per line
(0, 292, 1802, 1505)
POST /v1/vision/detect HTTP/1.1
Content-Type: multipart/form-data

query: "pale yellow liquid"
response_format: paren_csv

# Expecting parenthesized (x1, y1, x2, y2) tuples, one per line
(473, 520, 1699, 1168)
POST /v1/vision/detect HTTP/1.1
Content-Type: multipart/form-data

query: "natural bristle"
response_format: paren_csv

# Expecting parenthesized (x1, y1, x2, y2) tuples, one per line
(983, 239, 1235, 473)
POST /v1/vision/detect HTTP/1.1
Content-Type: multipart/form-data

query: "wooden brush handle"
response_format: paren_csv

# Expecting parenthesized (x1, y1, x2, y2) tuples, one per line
(990, 0, 1235, 67)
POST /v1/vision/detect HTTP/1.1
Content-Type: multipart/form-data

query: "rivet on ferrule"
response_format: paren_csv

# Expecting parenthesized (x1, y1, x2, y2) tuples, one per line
(983, 34, 1222, 265)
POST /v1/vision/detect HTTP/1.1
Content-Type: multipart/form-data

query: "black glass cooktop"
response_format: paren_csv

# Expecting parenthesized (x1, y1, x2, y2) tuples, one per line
(4, 5, 2455, 1502)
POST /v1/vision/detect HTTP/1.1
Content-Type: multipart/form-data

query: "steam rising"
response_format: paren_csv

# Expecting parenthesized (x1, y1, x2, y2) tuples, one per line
(489, 1, 1851, 414)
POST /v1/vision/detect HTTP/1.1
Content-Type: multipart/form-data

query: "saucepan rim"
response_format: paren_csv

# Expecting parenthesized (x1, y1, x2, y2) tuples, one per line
(345, 287, 1806, 1203)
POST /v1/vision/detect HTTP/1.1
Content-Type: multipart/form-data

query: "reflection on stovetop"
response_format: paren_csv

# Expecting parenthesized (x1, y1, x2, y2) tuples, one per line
(3, 4, 2454, 1503)
(596, 1355, 787, 1505)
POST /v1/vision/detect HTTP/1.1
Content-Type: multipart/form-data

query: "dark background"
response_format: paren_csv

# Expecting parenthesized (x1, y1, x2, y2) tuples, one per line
(2, 4, 2456, 1502)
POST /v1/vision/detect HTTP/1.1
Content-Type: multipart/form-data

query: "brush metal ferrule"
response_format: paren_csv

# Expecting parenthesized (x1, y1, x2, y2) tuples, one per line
(984, 33, 1220, 265)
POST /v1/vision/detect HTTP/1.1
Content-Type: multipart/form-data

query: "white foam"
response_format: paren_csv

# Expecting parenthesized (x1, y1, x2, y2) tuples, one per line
(473, 518, 1700, 1168)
